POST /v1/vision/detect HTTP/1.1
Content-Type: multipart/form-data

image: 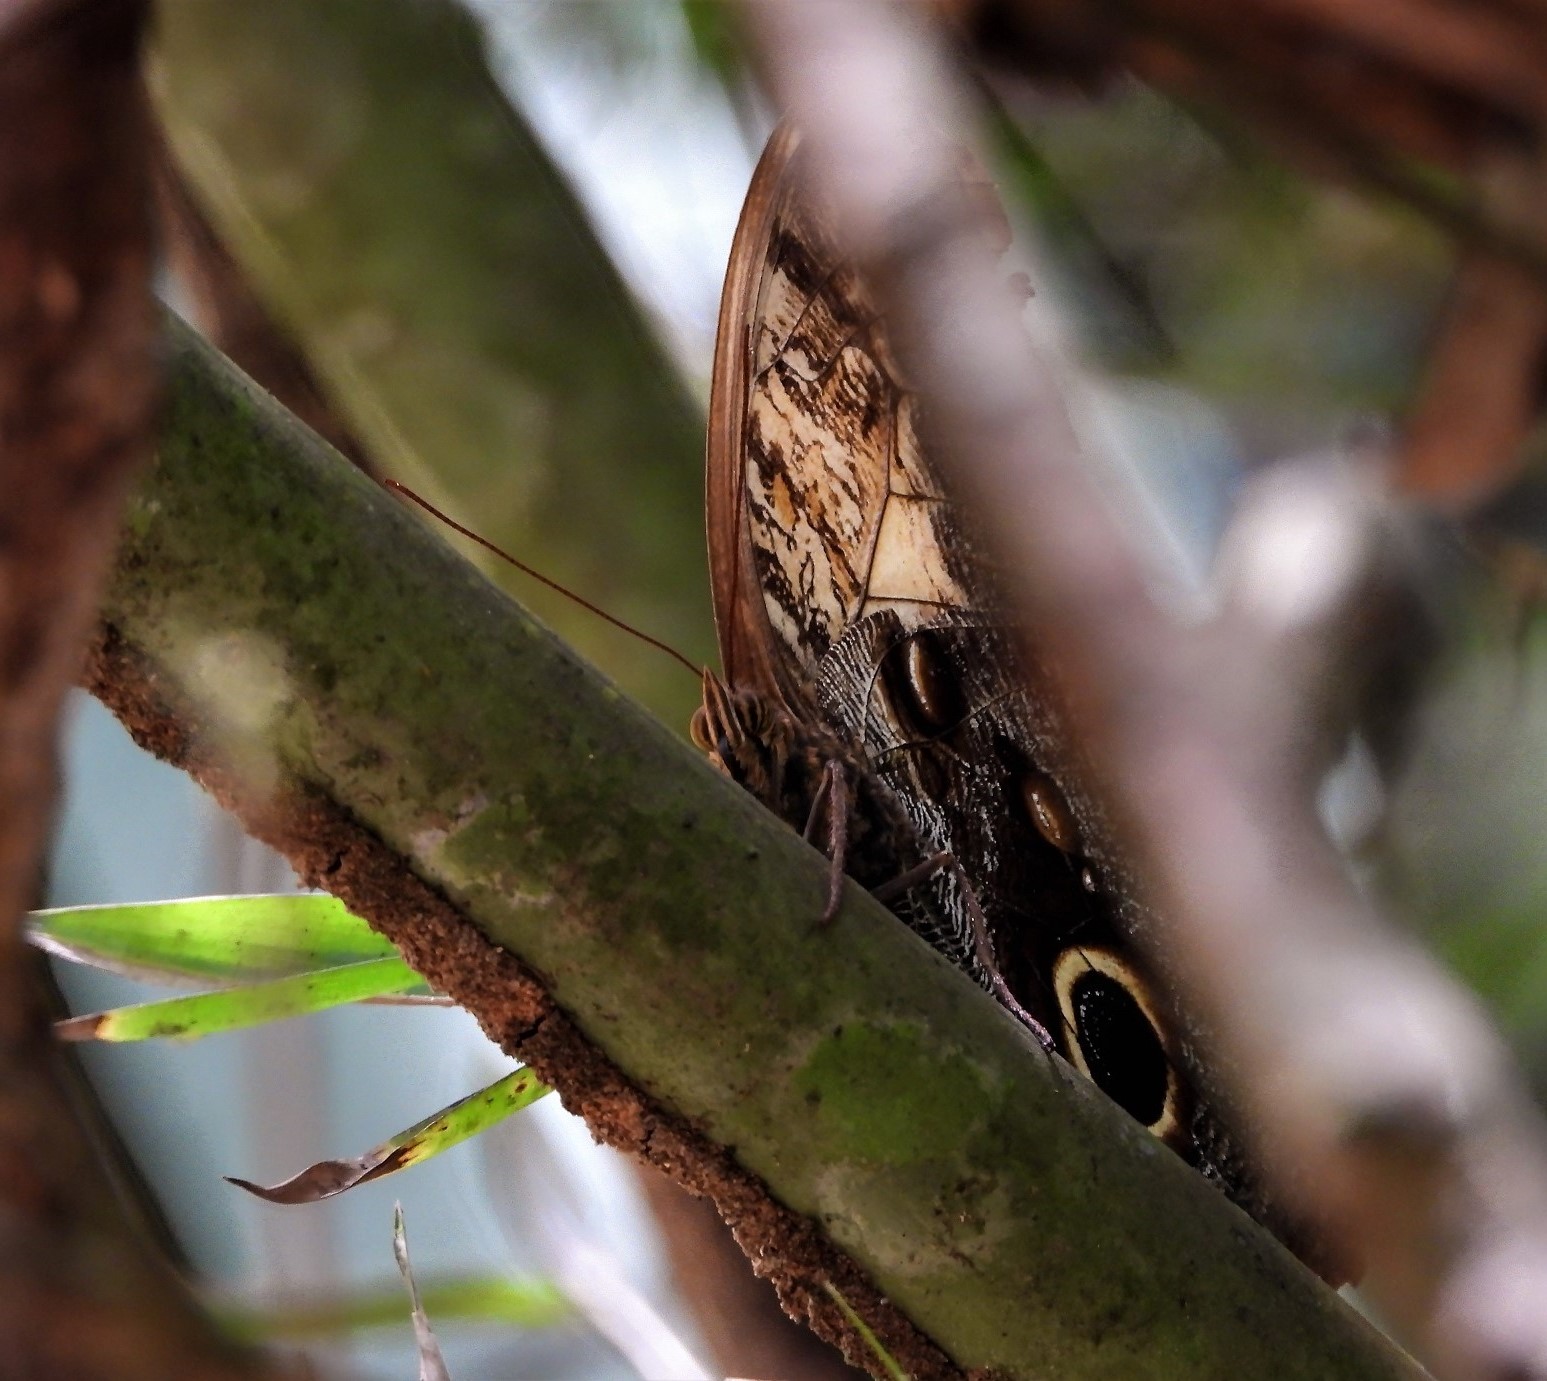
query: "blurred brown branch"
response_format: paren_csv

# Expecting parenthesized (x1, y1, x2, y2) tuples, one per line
(745, 1, 1547, 1377)
(963, 0, 1547, 254)
(0, 1, 299, 1377)
(635, 1168, 867, 1381)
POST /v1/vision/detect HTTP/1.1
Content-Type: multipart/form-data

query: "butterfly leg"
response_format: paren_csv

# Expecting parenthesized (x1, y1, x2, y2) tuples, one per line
(874, 851, 1055, 1052)
(870, 851, 949, 903)
(802, 758, 851, 925)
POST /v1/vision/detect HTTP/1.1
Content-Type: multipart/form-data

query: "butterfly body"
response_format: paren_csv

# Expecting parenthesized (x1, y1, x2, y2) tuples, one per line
(702, 125, 1339, 1280)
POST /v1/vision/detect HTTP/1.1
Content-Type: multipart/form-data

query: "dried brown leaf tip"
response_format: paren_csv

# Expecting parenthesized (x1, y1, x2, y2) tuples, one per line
(227, 1068, 549, 1204)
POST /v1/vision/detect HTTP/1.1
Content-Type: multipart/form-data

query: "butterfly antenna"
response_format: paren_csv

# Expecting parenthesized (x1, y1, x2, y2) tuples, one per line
(384, 479, 700, 678)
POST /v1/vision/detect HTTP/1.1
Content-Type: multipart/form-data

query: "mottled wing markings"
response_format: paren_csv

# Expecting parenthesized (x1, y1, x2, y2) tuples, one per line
(733, 133, 1168, 1055)
(814, 614, 1106, 1030)
(742, 188, 973, 682)
(709, 126, 1343, 1281)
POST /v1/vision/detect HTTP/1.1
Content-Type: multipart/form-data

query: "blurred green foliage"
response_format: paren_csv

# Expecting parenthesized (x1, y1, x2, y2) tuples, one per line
(1381, 585, 1547, 1094)
(679, 1, 742, 84)
(221, 1272, 571, 1341)
(153, 0, 713, 731)
(993, 84, 1451, 433)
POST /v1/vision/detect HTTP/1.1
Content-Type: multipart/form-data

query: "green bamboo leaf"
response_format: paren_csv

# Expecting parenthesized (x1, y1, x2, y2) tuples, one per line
(54, 956, 419, 1042)
(226, 1067, 551, 1204)
(28, 893, 396, 985)
(219, 1273, 571, 1340)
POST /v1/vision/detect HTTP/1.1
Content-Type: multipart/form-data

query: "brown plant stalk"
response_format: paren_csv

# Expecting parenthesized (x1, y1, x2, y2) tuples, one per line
(0, 1, 299, 1376)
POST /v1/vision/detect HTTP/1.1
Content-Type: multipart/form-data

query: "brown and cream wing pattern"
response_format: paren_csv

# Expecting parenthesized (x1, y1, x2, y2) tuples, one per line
(702, 125, 1341, 1281)
(707, 127, 974, 723)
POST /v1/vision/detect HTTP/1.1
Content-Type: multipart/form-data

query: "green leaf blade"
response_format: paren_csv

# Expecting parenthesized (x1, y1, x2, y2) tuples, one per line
(56, 955, 420, 1042)
(824, 1282, 910, 1381)
(219, 1274, 571, 1340)
(29, 894, 396, 985)
(226, 1068, 552, 1203)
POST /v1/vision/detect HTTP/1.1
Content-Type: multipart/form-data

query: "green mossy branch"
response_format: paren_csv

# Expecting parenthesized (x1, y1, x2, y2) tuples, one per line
(90, 314, 1424, 1381)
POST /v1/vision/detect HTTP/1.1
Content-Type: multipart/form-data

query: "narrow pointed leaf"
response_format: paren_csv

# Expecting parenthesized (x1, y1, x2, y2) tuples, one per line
(55, 956, 419, 1042)
(395, 1205, 451, 1381)
(226, 1067, 551, 1204)
(29, 894, 396, 984)
(218, 1274, 571, 1340)
(823, 1283, 910, 1381)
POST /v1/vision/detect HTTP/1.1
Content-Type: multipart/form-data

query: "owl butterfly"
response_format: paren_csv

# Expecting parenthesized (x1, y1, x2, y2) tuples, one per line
(692, 125, 1342, 1283)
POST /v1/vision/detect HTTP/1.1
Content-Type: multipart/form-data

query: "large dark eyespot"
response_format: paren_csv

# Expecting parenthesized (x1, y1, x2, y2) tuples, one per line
(1053, 946, 1180, 1140)
(880, 629, 964, 738)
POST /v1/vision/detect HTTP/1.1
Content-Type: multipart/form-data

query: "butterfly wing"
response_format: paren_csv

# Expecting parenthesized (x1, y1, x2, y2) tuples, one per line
(707, 128, 977, 721)
(707, 125, 1130, 1016)
(706, 126, 1342, 1279)
(708, 132, 1081, 1015)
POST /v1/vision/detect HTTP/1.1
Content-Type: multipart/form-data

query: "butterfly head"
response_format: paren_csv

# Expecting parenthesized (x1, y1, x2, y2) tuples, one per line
(692, 669, 791, 805)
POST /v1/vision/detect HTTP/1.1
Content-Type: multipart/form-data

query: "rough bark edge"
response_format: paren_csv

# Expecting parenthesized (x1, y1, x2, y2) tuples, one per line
(82, 621, 962, 1381)
(636, 1168, 868, 1381)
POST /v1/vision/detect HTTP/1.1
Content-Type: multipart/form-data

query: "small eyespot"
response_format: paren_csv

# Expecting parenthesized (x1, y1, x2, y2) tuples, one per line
(1019, 770, 1080, 854)
(689, 705, 715, 754)
(904, 633, 962, 730)
(1079, 865, 1098, 893)
(880, 629, 964, 738)
(1052, 946, 1183, 1144)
